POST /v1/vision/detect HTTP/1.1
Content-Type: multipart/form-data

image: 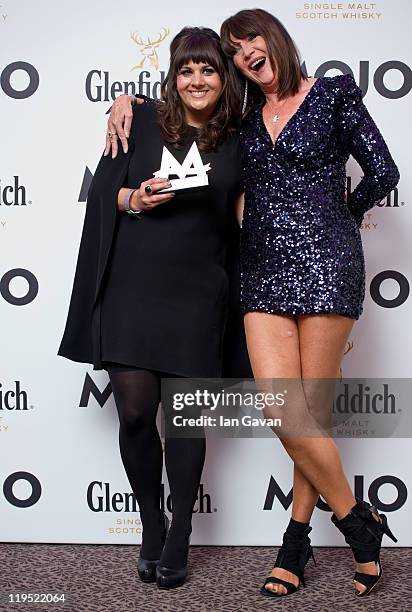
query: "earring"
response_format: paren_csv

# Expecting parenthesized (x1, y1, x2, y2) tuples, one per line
(241, 79, 248, 115)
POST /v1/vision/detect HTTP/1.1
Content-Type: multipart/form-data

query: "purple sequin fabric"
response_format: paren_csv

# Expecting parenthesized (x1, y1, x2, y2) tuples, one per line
(239, 74, 400, 319)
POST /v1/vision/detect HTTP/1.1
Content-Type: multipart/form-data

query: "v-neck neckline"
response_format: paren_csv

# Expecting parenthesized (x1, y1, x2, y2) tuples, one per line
(260, 77, 321, 148)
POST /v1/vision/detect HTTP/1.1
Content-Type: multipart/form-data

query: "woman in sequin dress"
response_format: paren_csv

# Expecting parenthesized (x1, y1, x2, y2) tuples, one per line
(106, 10, 399, 599)
(220, 9, 399, 599)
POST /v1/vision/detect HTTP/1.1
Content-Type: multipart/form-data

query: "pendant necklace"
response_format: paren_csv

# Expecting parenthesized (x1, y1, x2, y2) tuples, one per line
(265, 95, 288, 123)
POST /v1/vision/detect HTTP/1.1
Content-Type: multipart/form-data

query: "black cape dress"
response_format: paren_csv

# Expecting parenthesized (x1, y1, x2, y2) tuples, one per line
(58, 101, 251, 378)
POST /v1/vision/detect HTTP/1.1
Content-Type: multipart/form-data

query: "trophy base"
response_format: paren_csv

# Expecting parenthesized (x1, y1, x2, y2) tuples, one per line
(158, 175, 209, 192)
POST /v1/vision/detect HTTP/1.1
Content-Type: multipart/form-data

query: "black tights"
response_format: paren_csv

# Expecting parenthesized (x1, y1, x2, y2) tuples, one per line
(107, 365, 206, 568)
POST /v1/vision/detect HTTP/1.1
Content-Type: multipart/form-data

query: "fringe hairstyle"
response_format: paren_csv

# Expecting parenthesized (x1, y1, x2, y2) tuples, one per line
(157, 27, 242, 151)
(220, 9, 305, 112)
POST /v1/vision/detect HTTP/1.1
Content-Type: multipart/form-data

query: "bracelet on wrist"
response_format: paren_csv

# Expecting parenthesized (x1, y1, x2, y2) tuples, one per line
(123, 188, 142, 217)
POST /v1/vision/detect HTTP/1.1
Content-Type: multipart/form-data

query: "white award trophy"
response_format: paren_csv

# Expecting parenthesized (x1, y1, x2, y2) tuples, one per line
(154, 142, 211, 192)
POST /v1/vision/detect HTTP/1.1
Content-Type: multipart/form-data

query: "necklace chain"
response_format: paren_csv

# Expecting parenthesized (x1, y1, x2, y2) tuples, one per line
(265, 95, 289, 123)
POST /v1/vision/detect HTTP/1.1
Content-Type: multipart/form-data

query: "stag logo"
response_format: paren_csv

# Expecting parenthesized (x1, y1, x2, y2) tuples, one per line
(130, 27, 170, 71)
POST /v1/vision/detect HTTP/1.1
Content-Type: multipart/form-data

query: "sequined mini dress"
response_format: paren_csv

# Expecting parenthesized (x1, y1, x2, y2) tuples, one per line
(239, 74, 399, 319)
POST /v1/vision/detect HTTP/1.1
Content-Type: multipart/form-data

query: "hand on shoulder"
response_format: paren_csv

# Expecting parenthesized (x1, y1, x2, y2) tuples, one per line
(104, 94, 145, 158)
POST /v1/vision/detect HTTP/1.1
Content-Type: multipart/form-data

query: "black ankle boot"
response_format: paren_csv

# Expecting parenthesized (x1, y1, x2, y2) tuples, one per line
(331, 498, 397, 597)
(260, 520, 316, 597)
(137, 514, 170, 583)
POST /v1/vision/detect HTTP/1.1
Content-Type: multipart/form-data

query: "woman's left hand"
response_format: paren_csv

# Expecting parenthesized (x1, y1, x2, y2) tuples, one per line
(134, 178, 175, 211)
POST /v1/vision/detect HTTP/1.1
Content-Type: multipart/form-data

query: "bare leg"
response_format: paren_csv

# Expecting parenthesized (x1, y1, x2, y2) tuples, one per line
(298, 314, 379, 594)
(291, 465, 319, 523)
(245, 313, 320, 594)
(291, 313, 348, 527)
(245, 312, 367, 594)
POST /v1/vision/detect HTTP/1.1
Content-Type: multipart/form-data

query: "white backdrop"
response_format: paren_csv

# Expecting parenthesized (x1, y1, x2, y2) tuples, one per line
(1, 0, 411, 545)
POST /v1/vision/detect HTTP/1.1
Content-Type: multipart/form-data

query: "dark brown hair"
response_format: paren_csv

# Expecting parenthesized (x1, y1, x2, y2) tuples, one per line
(220, 9, 305, 106)
(157, 27, 242, 151)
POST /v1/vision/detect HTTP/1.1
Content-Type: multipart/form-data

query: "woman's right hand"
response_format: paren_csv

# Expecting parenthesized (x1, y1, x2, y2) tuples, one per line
(105, 95, 143, 158)
(120, 178, 175, 213)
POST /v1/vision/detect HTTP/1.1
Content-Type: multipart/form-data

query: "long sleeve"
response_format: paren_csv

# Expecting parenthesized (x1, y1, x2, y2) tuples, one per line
(337, 74, 400, 225)
(58, 120, 137, 364)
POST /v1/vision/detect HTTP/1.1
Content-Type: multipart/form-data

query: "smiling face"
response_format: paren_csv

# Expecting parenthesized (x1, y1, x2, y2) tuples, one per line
(229, 34, 277, 93)
(176, 61, 224, 127)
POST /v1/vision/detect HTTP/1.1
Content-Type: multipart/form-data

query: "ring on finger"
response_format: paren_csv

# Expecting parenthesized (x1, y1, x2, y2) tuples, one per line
(145, 185, 153, 194)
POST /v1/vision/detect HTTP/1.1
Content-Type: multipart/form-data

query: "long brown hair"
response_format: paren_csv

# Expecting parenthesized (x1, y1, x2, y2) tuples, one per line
(157, 27, 242, 151)
(220, 9, 305, 107)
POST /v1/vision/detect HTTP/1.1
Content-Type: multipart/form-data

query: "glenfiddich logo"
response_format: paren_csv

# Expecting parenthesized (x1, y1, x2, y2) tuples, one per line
(85, 26, 170, 102)
(346, 177, 402, 209)
(0, 2, 8, 22)
(130, 27, 170, 71)
(0, 176, 29, 206)
(87, 481, 213, 513)
(0, 381, 29, 410)
(296, 3, 383, 21)
(333, 383, 397, 415)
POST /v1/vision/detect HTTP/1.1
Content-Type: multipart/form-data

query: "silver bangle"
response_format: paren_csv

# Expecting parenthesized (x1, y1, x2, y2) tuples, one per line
(123, 188, 142, 216)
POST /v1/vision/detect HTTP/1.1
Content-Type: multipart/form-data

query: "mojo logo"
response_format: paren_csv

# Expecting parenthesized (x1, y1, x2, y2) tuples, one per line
(264, 475, 407, 512)
(0, 176, 28, 206)
(370, 270, 410, 309)
(0, 269, 39, 305)
(302, 60, 411, 98)
(2, 471, 42, 508)
(333, 383, 396, 415)
(79, 373, 112, 408)
(0, 381, 29, 410)
(78, 167, 93, 203)
(1, 62, 39, 99)
(87, 481, 213, 513)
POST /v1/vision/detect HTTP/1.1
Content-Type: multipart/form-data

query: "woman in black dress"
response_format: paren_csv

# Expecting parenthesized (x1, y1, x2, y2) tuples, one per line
(58, 27, 248, 589)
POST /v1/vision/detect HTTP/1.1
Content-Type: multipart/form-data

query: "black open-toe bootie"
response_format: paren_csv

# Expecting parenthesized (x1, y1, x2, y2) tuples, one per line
(331, 498, 397, 597)
(260, 521, 316, 597)
(137, 513, 170, 583)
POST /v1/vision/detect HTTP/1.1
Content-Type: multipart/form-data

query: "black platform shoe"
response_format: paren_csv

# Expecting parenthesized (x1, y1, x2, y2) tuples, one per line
(331, 498, 397, 597)
(137, 514, 170, 583)
(156, 564, 188, 590)
(260, 524, 316, 597)
(156, 533, 191, 589)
